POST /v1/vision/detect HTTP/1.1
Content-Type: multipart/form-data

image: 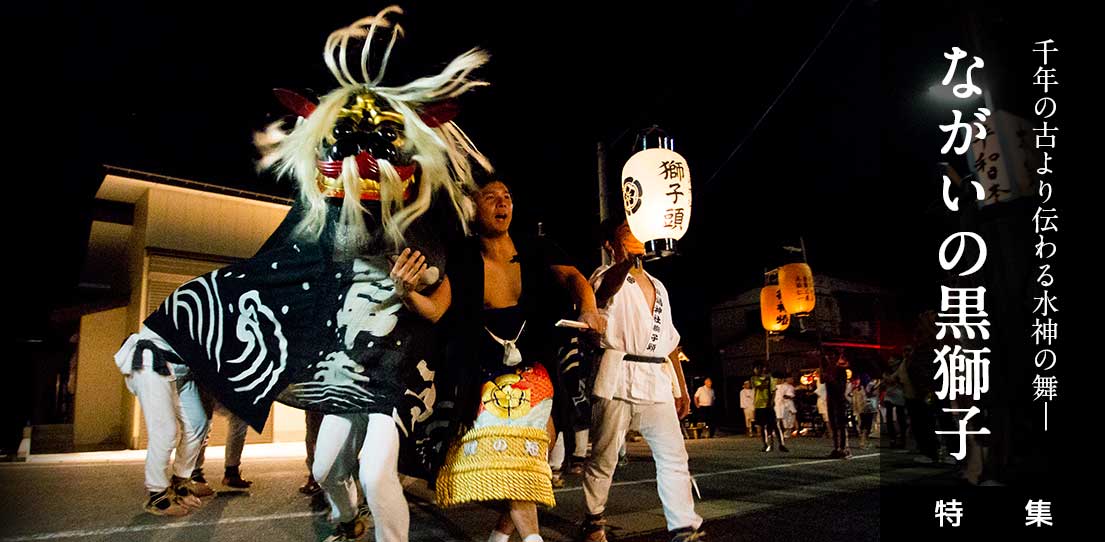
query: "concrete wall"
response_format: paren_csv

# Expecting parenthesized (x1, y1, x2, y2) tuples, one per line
(89, 177, 293, 450)
(127, 191, 151, 337)
(144, 188, 287, 259)
(122, 191, 149, 448)
(74, 307, 129, 450)
(82, 222, 132, 293)
(272, 403, 307, 443)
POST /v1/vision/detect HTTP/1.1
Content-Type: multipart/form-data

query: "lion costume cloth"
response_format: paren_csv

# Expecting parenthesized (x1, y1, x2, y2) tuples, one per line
(118, 5, 491, 479)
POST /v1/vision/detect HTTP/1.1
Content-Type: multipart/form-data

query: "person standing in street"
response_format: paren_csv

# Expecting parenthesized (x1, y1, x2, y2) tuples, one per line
(580, 218, 704, 542)
(693, 378, 717, 438)
(740, 380, 756, 437)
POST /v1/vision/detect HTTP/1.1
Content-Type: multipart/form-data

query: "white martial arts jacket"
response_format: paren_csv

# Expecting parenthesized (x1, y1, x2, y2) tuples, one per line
(589, 264, 681, 404)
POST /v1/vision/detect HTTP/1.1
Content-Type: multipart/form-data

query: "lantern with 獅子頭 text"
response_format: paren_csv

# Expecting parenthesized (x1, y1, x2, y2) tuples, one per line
(621, 146, 691, 260)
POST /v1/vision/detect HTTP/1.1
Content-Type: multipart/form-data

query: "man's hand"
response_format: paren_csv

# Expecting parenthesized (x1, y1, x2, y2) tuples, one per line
(579, 309, 607, 335)
(675, 395, 692, 420)
(390, 248, 427, 299)
(623, 232, 646, 256)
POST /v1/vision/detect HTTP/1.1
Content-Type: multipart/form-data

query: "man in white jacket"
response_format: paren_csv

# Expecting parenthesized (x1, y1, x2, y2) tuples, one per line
(580, 219, 703, 542)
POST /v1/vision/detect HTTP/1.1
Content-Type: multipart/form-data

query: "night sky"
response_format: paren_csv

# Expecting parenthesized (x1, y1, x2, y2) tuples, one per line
(18, 0, 1080, 361)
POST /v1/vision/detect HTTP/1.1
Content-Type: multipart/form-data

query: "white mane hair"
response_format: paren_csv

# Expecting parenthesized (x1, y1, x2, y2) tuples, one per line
(255, 5, 492, 249)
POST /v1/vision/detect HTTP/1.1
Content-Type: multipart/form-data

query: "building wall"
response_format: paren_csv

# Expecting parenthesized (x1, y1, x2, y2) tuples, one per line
(74, 307, 128, 450)
(273, 403, 306, 443)
(145, 188, 288, 259)
(82, 222, 132, 293)
(88, 177, 295, 450)
(121, 191, 150, 448)
(127, 191, 151, 340)
(710, 304, 747, 349)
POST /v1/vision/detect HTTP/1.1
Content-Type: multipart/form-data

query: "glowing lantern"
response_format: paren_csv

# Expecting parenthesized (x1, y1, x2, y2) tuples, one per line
(621, 139, 691, 260)
(760, 286, 790, 335)
(779, 263, 816, 317)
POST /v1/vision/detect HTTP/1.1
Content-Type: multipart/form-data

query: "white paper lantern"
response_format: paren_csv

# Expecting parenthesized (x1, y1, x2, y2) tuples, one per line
(621, 148, 692, 258)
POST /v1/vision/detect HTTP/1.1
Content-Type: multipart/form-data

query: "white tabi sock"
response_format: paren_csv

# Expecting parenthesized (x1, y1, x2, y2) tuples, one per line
(487, 531, 510, 542)
(522, 535, 544, 542)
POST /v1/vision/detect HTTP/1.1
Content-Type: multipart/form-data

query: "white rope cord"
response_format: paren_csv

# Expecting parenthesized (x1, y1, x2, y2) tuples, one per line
(322, 6, 404, 88)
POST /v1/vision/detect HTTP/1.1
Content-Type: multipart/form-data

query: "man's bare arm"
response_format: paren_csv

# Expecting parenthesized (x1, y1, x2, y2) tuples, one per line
(551, 265, 606, 333)
(591, 260, 634, 309)
(669, 347, 691, 419)
(391, 249, 451, 323)
(400, 275, 451, 323)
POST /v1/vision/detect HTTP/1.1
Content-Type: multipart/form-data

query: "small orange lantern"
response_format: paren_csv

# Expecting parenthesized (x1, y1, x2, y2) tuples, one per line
(760, 286, 790, 335)
(779, 263, 816, 317)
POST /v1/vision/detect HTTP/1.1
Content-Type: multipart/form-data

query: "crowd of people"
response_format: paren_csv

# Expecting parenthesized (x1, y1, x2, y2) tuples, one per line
(725, 348, 946, 465)
(106, 8, 954, 542)
(116, 148, 709, 542)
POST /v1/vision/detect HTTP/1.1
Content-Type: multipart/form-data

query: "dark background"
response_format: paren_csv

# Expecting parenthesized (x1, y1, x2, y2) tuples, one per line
(17, 0, 1080, 354)
(18, 0, 886, 356)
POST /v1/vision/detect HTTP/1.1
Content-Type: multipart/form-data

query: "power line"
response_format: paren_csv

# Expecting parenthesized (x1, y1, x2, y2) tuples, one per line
(701, 0, 857, 192)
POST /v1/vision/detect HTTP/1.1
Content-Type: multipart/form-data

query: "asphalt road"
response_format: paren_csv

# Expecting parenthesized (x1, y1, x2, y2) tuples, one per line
(0, 435, 942, 541)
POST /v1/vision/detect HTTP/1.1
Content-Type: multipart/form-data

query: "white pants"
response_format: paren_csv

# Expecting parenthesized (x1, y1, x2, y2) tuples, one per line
(775, 403, 797, 431)
(549, 431, 566, 470)
(126, 369, 209, 493)
(313, 413, 408, 542)
(584, 397, 702, 531)
(574, 429, 590, 458)
(549, 427, 591, 470)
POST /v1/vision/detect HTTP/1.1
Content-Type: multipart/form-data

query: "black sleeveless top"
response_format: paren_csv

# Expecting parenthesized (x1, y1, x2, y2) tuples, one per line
(437, 234, 576, 426)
